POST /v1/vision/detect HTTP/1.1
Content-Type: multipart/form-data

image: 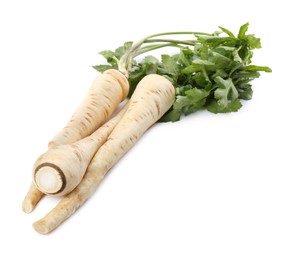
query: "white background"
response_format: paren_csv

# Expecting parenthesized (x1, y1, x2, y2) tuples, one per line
(0, 0, 293, 259)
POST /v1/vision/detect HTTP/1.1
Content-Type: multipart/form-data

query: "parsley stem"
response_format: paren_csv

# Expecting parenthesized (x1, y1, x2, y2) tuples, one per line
(146, 31, 211, 38)
(144, 39, 198, 46)
(134, 43, 183, 57)
(118, 31, 212, 76)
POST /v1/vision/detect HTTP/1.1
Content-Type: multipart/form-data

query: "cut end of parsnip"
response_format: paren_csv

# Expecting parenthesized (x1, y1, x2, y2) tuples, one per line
(34, 165, 64, 195)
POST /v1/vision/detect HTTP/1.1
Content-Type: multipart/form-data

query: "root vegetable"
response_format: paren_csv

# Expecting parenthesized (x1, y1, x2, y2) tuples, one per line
(22, 69, 129, 212)
(32, 103, 129, 196)
(33, 74, 175, 234)
(48, 69, 129, 148)
(24, 24, 271, 233)
(22, 183, 44, 213)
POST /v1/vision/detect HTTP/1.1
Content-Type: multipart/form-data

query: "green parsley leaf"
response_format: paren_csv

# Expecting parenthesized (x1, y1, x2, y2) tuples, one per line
(162, 87, 210, 122)
(114, 42, 133, 59)
(98, 50, 118, 67)
(160, 54, 180, 78)
(93, 24, 271, 122)
(238, 23, 249, 39)
(218, 26, 235, 38)
(92, 64, 113, 73)
(246, 34, 261, 49)
(182, 60, 215, 74)
(214, 76, 238, 109)
(245, 65, 272, 72)
(206, 99, 242, 113)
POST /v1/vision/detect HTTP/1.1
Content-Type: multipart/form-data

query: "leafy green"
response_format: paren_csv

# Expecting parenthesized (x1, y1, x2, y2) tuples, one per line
(238, 23, 249, 39)
(93, 23, 271, 122)
(214, 76, 238, 109)
(245, 65, 272, 72)
(206, 99, 242, 113)
(94, 42, 133, 71)
(219, 26, 235, 38)
(92, 64, 113, 72)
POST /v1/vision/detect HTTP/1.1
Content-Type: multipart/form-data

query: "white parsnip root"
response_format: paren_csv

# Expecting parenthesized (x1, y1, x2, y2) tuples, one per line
(48, 69, 129, 148)
(32, 104, 129, 196)
(22, 69, 129, 212)
(22, 183, 44, 213)
(33, 74, 175, 234)
(23, 25, 271, 234)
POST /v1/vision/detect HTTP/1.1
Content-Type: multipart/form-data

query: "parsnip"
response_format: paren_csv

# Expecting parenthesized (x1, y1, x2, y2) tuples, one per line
(22, 69, 129, 212)
(25, 24, 271, 232)
(22, 183, 44, 213)
(48, 69, 129, 148)
(32, 103, 128, 196)
(33, 74, 175, 234)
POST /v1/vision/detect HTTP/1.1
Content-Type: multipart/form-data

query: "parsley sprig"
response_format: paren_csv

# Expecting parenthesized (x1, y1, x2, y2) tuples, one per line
(93, 23, 271, 122)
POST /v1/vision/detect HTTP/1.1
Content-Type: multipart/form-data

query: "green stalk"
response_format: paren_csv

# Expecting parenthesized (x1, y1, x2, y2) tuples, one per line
(134, 43, 185, 57)
(144, 39, 198, 46)
(118, 31, 212, 77)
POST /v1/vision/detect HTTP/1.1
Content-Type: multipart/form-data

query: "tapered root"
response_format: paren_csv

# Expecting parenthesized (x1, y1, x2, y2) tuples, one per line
(22, 183, 44, 213)
(33, 219, 50, 234)
(33, 175, 101, 234)
(24, 69, 129, 217)
(48, 69, 129, 148)
(32, 75, 175, 233)
(32, 196, 77, 234)
(32, 103, 129, 197)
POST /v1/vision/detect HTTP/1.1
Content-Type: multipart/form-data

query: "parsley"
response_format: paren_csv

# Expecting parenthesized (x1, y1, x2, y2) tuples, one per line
(93, 23, 271, 122)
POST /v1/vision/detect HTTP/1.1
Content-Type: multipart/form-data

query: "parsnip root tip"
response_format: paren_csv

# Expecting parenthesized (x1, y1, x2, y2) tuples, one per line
(22, 201, 33, 214)
(22, 183, 45, 213)
(33, 220, 50, 235)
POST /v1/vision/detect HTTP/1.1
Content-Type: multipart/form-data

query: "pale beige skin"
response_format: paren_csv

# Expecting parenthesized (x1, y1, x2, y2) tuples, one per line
(22, 183, 44, 213)
(22, 69, 129, 213)
(32, 104, 128, 196)
(33, 74, 176, 234)
(49, 69, 129, 148)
